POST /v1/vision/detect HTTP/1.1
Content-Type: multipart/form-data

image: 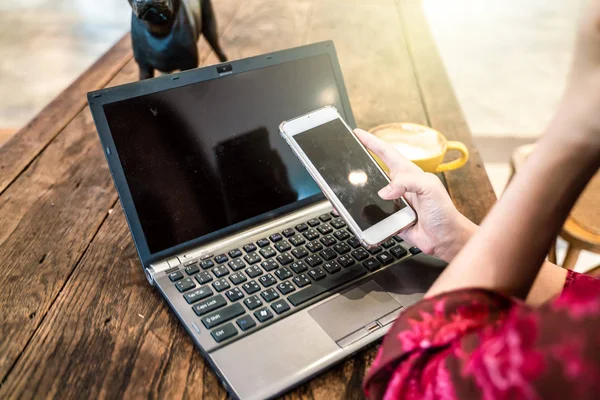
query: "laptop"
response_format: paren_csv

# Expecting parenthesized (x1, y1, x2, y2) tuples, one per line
(88, 41, 446, 399)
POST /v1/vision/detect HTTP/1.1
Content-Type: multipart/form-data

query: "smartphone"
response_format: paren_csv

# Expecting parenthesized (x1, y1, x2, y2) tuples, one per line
(279, 106, 416, 247)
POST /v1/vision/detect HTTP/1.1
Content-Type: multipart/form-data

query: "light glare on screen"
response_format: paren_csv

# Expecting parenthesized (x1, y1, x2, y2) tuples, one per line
(348, 170, 368, 186)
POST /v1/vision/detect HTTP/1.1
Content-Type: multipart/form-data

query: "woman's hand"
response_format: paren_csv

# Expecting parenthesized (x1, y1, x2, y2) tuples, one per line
(354, 128, 477, 263)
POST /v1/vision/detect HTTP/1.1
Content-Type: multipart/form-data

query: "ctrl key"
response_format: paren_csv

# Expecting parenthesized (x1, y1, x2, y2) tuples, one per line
(211, 323, 238, 343)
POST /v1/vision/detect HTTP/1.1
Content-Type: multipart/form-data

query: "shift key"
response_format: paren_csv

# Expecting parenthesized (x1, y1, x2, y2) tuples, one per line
(192, 294, 226, 316)
(201, 303, 245, 329)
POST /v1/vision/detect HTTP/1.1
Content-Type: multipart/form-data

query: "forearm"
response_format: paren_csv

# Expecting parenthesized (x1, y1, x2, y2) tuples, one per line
(427, 117, 600, 300)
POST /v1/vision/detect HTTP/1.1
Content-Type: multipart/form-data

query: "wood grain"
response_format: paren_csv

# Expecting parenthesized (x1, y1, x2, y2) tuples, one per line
(397, 0, 497, 223)
(0, 0, 495, 398)
(0, 35, 132, 195)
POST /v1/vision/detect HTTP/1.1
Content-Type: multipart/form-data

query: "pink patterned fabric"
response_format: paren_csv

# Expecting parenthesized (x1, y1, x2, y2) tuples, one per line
(364, 271, 600, 400)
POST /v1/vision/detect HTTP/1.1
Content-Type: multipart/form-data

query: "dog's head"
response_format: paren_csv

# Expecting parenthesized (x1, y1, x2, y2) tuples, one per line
(128, 0, 175, 25)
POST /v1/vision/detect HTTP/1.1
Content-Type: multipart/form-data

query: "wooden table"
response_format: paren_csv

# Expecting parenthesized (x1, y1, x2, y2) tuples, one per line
(0, 0, 496, 398)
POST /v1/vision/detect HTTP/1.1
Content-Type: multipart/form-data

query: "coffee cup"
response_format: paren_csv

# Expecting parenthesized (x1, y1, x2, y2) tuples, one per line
(368, 123, 469, 173)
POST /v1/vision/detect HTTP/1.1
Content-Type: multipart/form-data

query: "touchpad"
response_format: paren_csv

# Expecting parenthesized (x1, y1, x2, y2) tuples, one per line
(308, 280, 401, 342)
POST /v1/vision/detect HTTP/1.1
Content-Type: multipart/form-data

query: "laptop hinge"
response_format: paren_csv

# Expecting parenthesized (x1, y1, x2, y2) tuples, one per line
(146, 256, 181, 286)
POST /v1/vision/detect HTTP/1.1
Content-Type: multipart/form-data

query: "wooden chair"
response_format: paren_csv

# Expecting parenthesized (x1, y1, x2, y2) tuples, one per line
(510, 144, 600, 271)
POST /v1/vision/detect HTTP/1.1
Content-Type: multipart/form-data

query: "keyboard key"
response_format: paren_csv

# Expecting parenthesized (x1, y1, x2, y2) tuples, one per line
(289, 235, 306, 247)
(184, 286, 213, 304)
(319, 235, 336, 247)
(331, 218, 346, 229)
(215, 254, 228, 264)
(236, 315, 256, 331)
(334, 230, 351, 241)
(258, 273, 277, 287)
(254, 307, 274, 323)
(271, 299, 291, 314)
(363, 258, 382, 272)
(243, 243, 257, 253)
(323, 261, 341, 274)
(228, 258, 245, 271)
(305, 254, 323, 267)
(368, 247, 382, 255)
(277, 281, 296, 295)
(330, 210, 338, 216)
(212, 278, 230, 292)
(333, 242, 351, 255)
(303, 229, 319, 241)
(229, 272, 247, 285)
(225, 287, 244, 302)
(243, 295, 263, 310)
(228, 248, 242, 258)
(242, 280, 261, 294)
(245, 265, 262, 278)
(244, 253, 261, 265)
(201, 303, 245, 329)
(275, 267, 292, 280)
(292, 246, 308, 259)
(261, 259, 279, 272)
(175, 278, 196, 292)
(184, 264, 200, 275)
(169, 271, 184, 282)
(211, 323, 237, 343)
(274, 240, 291, 253)
(337, 255, 355, 268)
(306, 241, 323, 253)
(347, 237, 361, 248)
(390, 246, 408, 259)
(288, 265, 367, 307)
(409, 247, 422, 255)
(307, 218, 320, 227)
(282, 228, 295, 238)
(320, 248, 337, 261)
(293, 273, 311, 288)
(257, 238, 270, 248)
(276, 253, 293, 265)
(260, 288, 280, 302)
(259, 246, 276, 259)
(317, 224, 333, 235)
(212, 265, 229, 278)
(192, 294, 227, 316)
(290, 260, 308, 274)
(195, 271, 213, 285)
(200, 259, 214, 270)
(319, 213, 332, 222)
(351, 248, 369, 261)
(308, 267, 326, 281)
(269, 233, 283, 242)
(393, 235, 404, 243)
(382, 239, 396, 249)
(295, 223, 308, 232)
(377, 251, 394, 265)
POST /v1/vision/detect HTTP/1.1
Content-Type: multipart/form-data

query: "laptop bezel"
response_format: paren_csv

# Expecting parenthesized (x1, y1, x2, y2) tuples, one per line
(87, 41, 356, 269)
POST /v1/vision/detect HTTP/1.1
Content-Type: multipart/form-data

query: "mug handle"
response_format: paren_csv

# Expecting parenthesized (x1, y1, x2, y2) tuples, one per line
(435, 141, 469, 172)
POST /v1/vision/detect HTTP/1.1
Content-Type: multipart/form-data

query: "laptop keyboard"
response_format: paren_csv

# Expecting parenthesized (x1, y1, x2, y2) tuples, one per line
(167, 212, 413, 344)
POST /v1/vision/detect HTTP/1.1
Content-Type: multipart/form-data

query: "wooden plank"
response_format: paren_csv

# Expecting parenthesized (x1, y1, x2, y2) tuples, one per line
(397, 0, 497, 223)
(0, 129, 16, 147)
(0, 35, 132, 195)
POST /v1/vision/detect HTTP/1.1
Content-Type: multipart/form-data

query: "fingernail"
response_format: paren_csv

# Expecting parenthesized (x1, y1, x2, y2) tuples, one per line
(378, 186, 391, 198)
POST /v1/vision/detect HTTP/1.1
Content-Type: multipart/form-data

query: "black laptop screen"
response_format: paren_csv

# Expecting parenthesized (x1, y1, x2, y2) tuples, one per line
(103, 54, 347, 254)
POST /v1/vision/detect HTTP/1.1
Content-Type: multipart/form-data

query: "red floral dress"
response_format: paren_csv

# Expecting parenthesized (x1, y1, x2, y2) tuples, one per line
(363, 270, 600, 400)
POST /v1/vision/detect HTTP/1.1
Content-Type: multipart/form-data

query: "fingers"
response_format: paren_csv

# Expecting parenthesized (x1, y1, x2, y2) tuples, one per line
(354, 129, 420, 174)
(378, 172, 441, 200)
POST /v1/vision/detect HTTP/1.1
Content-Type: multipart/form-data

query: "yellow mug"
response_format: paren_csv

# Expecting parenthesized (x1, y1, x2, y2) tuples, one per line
(368, 123, 469, 173)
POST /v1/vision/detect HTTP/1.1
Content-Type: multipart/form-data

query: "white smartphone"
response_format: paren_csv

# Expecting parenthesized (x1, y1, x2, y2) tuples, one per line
(279, 106, 416, 247)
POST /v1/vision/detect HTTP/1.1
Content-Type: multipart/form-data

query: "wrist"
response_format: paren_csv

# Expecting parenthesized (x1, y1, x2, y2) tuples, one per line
(436, 213, 478, 263)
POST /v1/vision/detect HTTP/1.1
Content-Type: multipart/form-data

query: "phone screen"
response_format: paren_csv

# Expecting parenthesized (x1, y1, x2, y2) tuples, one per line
(294, 118, 404, 230)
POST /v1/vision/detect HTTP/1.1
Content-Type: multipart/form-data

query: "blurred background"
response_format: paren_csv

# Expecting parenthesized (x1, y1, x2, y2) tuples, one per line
(1, 0, 597, 271)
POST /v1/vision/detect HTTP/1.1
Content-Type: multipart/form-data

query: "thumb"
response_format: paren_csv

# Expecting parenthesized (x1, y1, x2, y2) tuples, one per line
(378, 172, 427, 200)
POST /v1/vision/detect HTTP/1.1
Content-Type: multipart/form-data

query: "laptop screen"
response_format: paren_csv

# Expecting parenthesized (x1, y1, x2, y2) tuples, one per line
(103, 54, 348, 254)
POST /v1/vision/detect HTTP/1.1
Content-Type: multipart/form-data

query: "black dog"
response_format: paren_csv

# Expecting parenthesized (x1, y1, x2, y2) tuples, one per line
(128, 0, 227, 79)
